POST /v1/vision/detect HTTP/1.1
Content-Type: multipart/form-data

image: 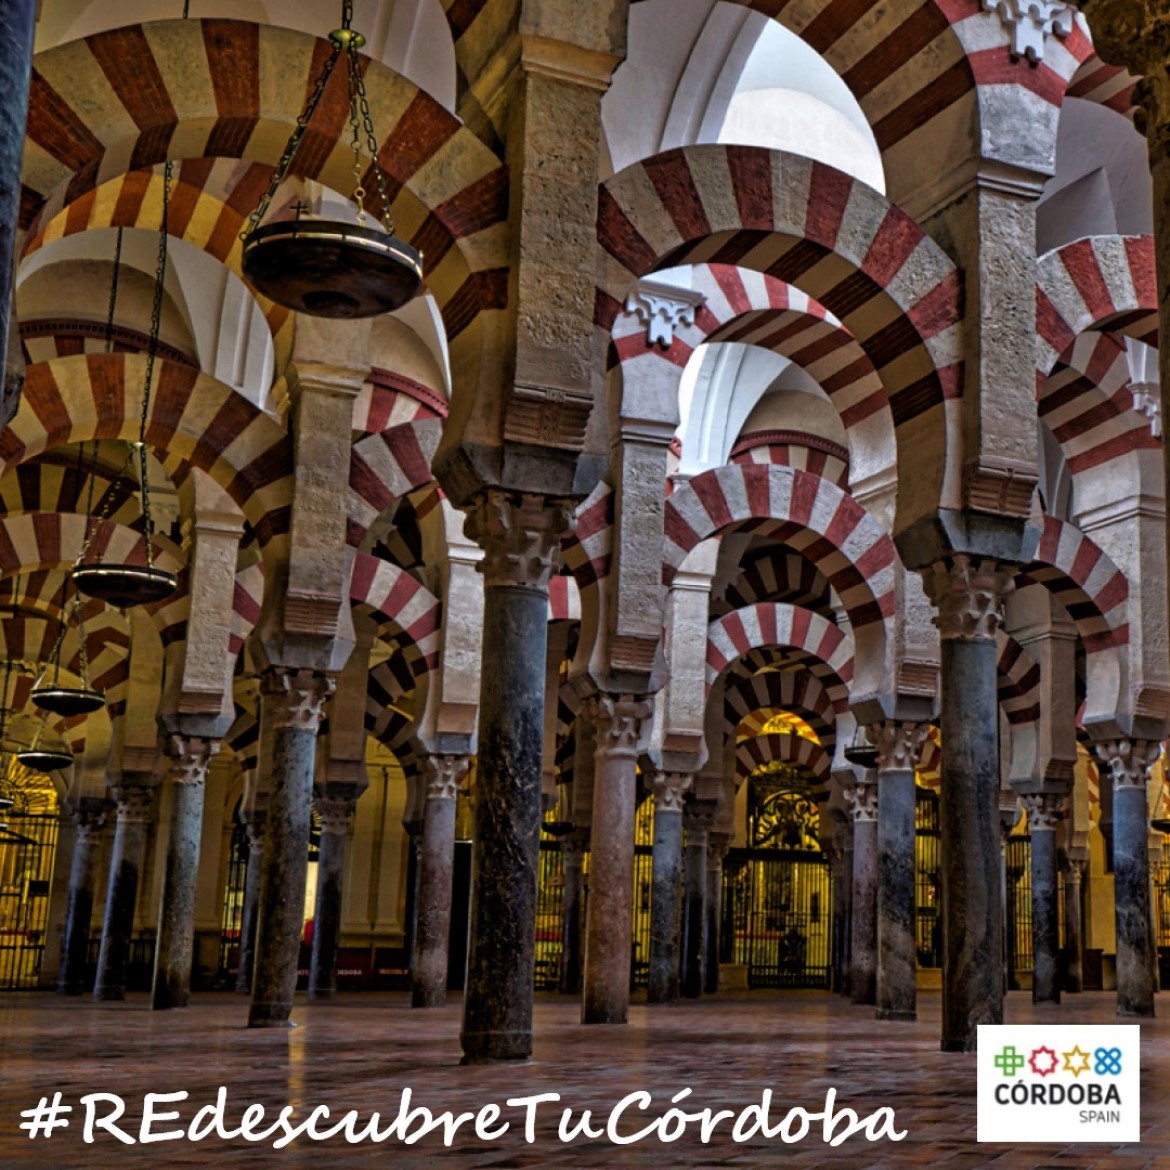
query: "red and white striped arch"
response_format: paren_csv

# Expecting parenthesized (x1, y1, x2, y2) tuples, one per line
(23, 21, 509, 352)
(997, 630, 1041, 726)
(730, 431, 850, 490)
(1066, 53, 1138, 121)
(723, 668, 838, 746)
(720, 548, 833, 613)
(597, 146, 963, 514)
(611, 265, 893, 456)
(736, 732, 830, 784)
(349, 552, 441, 675)
(664, 463, 896, 632)
(347, 418, 443, 549)
(1036, 236, 1158, 376)
(0, 354, 293, 549)
(706, 603, 854, 695)
(1039, 330, 1156, 479)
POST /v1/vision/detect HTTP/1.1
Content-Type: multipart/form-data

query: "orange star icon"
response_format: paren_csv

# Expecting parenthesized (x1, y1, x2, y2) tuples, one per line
(1062, 1046, 1091, 1077)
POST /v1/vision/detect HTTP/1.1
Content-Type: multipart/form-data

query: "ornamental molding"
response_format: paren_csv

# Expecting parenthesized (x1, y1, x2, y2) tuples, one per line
(624, 279, 706, 349)
(1131, 382, 1162, 439)
(110, 785, 157, 825)
(261, 668, 334, 733)
(867, 721, 929, 774)
(422, 754, 471, 801)
(1021, 791, 1064, 832)
(651, 771, 693, 812)
(843, 781, 879, 823)
(464, 490, 574, 590)
(583, 693, 654, 757)
(315, 794, 357, 836)
(1094, 738, 1162, 790)
(983, 0, 1075, 63)
(921, 555, 1015, 642)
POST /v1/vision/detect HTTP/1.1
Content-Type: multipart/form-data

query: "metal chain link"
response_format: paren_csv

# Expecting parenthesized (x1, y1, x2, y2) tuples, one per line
(241, 45, 342, 239)
(0, 575, 18, 744)
(349, 46, 396, 232)
(103, 226, 123, 353)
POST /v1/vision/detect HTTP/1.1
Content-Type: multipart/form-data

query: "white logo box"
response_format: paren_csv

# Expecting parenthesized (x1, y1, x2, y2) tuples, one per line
(977, 1024, 1140, 1144)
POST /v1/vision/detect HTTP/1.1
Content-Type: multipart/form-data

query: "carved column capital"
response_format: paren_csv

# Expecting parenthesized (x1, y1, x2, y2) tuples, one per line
(921, 555, 1015, 642)
(867, 721, 929, 773)
(109, 785, 157, 825)
(651, 770, 692, 812)
(166, 735, 219, 787)
(1021, 791, 1065, 832)
(261, 668, 334, 733)
(623, 279, 706, 348)
(463, 489, 574, 590)
(315, 795, 356, 836)
(683, 797, 718, 838)
(843, 781, 879, 823)
(422, 754, 471, 801)
(72, 807, 108, 838)
(583, 693, 653, 757)
(1061, 855, 1087, 884)
(1094, 738, 1162, 790)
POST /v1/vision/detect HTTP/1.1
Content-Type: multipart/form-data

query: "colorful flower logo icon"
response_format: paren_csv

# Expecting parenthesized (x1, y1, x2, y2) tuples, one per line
(1028, 1046, 1058, 1077)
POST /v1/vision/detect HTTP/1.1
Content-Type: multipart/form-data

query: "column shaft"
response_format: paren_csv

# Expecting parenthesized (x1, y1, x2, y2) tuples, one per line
(1063, 861, 1084, 994)
(308, 817, 348, 1000)
(1024, 792, 1063, 1005)
(413, 760, 465, 1007)
(876, 765, 918, 1019)
(940, 636, 1003, 1046)
(559, 838, 586, 995)
(235, 825, 264, 993)
(648, 796, 684, 1004)
(461, 584, 547, 1058)
(705, 844, 725, 995)
(153, 741, 215, 1011)
(850, 802, 879, 1006)
(1114, 776, 1157, 1015)
(249, 671, 332, 1027)
(57, 812, 104, 995)
(682, 831, 708, 998)
(93, 789, 153, 1001)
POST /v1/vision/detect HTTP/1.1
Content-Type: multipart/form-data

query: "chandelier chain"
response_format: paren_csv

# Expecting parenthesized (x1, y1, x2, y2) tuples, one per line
(241, 46, 341, 239)
(349, 46, 395, 232)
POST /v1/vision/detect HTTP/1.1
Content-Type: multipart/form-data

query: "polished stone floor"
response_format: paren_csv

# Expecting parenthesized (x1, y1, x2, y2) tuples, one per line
(0, 989, 1166, 1168)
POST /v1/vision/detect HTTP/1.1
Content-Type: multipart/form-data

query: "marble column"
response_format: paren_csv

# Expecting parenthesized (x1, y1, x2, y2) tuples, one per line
(152, 738, 218, 1011)
(705, 834, 729, 995)
(1095, 739, 1159, 1017)
(647, 772, 690, 1004)
(922, 556, 1014, 1051)
(93, 786, 156, 1002)
(57, 804, 107, 996)
(871, 722, 928, 1020)
(1062, 856, 1085, 994)
(460, 492, 570, 1062)
(308, 794, 357, 1001)
(840, 833, 854, 998)
(559, 832, 587, 994)
(682, 800, 716, 999)
(846, 780, 879, 1006)
(1023, 792, 1064, 1005)
(827, 838, 847, 994)
(581, 693, 652, 1025)
(412, 755, 469, 1008)
(249, 669, 334, 1028)
(235, 815, 265, 993)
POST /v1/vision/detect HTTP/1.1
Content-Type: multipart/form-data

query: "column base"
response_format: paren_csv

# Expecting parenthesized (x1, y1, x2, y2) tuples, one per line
(307, 989, 337, 1002)
(93, 986, 125, 1003)
(940, 1037, 976, 1053)
(1117, 1004, 1156, 1019)
(582, 1008, 629, 1026)
(248, 1005, 297, 1028)
(875, 1008, 916, 1022)
(459, 1030, 531, 1063)
(411, 988, 447, 1009)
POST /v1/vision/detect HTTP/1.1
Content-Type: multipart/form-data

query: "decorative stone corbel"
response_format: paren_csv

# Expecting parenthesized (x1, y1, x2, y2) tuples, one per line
(623, 279, 706, 349)
(983, 0, 1076, 63)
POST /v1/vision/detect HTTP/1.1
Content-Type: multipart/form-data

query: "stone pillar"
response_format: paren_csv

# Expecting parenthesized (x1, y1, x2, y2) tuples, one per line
(57, 804, 107, 996)
(93, 786, 156, 1001)
(235, 815, 265, 993)
(249, 669, 333, 1028)
(308, 794, 356, 1001)
(459, 492, 570, 1062)
(922, 556, 1014, 1051)
(870, 721, 928, 1020)
(681, 799, 716, 998)
(560, 833, 587, 995)
(647, 772, 691, 1004)
(1022, 792, 1064, 1004)
(0, 0, 35, 422)
(1062, 855, 1085, 993)
(412, 755, 469, 1008)
(152, 738, 218, 1010)
(1095, 739, 1159, 1017)
(581, 693, 652, 1025)
(846, 780, 879, 1006)
(705, 834, 729, 995)
(839, 831, 854, 997)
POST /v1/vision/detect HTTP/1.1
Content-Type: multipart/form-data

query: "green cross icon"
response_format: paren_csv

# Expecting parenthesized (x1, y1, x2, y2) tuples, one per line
(994, 1046, 1026, 1076)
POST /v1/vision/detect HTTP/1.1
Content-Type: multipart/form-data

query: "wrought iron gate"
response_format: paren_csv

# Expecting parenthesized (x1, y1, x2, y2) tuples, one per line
(916, 788, 941, 968)
(0, 813, 59, 990)
(721, 847, 833, 987)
